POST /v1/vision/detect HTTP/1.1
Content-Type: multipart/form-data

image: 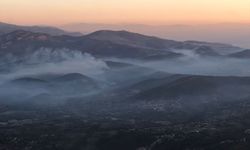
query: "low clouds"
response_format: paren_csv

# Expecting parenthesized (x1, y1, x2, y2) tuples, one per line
(0, 48, 109, 82)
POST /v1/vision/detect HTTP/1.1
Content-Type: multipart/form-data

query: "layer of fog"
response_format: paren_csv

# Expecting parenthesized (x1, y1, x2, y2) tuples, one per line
(105, 50, 250, 77)
(0, 48, 109, 83)
(0, 49, 112, 104)
(1, 48, 250, 111)
(2, 48, 250, 84)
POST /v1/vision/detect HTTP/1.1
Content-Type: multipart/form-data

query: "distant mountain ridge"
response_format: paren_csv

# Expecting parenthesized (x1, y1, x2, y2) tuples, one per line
(0, 22, 82, 36)
(229, 49, 250, 58)
(0, 28, 245, 59)
(61, 22, 250, 48)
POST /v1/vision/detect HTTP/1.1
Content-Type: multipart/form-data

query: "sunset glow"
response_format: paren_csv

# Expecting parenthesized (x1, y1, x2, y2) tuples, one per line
(0, 0, 250, 25)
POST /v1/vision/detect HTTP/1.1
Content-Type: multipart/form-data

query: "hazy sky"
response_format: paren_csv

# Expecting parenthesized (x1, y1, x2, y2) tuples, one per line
(0, 0, 250, 25)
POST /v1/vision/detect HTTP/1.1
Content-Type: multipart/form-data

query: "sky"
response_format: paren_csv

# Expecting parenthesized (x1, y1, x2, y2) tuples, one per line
(0, 0, 250, 26)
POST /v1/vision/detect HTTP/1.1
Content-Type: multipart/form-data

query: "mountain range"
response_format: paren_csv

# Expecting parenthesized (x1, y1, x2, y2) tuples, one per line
(0, 23, 245, 59)
(0, 22, 82, 36)
(61, 22, 250, 48)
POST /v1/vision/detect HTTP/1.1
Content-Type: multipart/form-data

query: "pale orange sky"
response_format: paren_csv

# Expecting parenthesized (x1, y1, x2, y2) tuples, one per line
(0, 0, 250, 25)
